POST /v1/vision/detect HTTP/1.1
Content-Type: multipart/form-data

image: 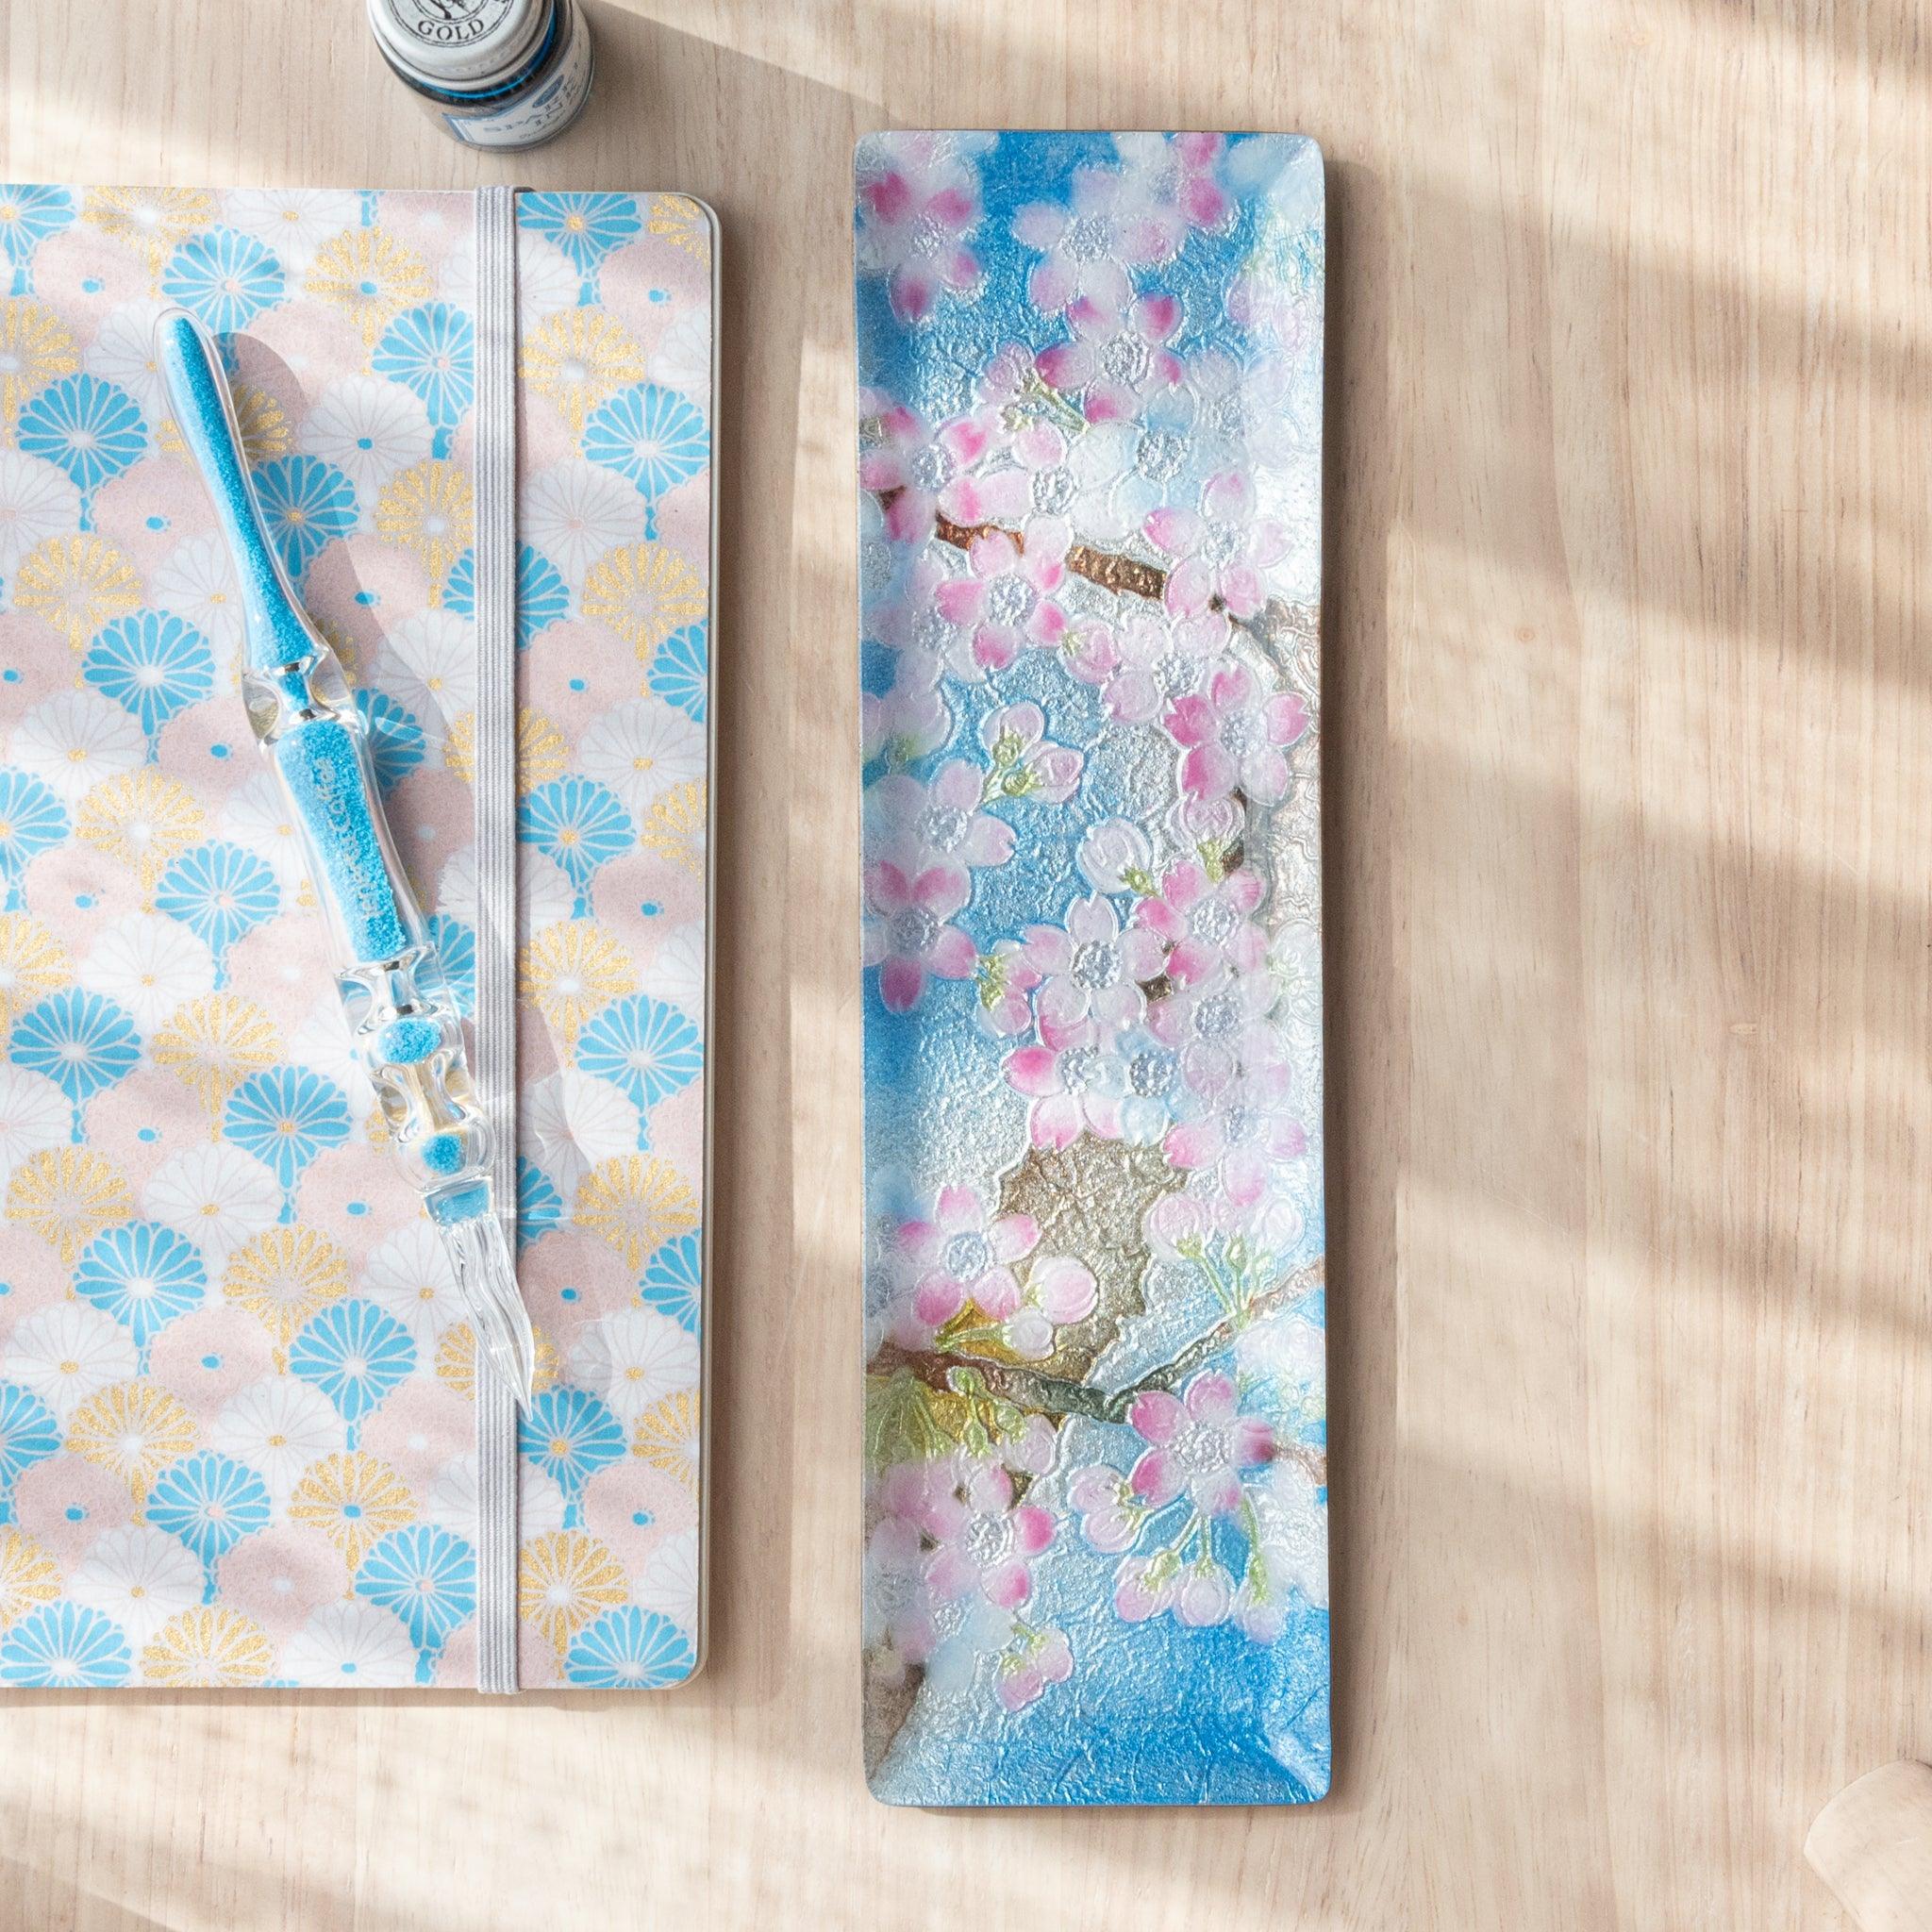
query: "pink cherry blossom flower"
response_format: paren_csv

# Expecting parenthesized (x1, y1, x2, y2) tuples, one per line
(856, 133, 987, 324)
(1165, 663, 1310, 805)
(869, 546, 963, 660)
(859, 403, 1020, 543)
(978, 700, 1083, 805)
(1145, 956, 1277, 1095)
(1145, 470, 1290, 628)
(861, 668, 953, 767)
(1022, 892, 1166, 1045)
(1068, 607, 1218, 724)
(1184, 348, 1306, 473)
(862, 859, 976, 1014)
(973, 937, 1041, 1039)
(1167, 790, 1246, 867)
(1132, 858, 1268, 985)
(1164, 1055, 1309, 1210)
(1068, 1463, 1143, 1554)
(866, 761, 1015, 876)
(1126, 1371, 1275, 1517)
(1012, 165, 1186, 314)
(1008, 416, 1170, 548)
(1167, 133, 1232, 228)
(934, 521, 1076, 675)
(1108, 1550, 1237, 1628)
(1005, 1019, 1128, 1147)
(923, 1456, 1056, 1612)
(899, 1184, 1041, 1328)
(866, 1470, 945, 1666)
(1036, 293, 1185, 424)
(1116, 131, 1232, 231)
(996, 1624, 1074, 1712)
(1075, 817, 1158, 894)
(1002, 1254, 1098, 1359)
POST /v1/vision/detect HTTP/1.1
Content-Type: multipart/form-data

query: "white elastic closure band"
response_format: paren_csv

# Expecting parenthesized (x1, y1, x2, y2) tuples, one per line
(473, 182, 522, 1696)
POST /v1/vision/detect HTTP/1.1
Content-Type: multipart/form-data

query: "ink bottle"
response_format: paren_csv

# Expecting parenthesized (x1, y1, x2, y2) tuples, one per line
(367, 0, 594, 152)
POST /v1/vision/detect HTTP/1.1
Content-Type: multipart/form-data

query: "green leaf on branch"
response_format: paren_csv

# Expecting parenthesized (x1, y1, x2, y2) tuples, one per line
(864, 1369, 970, 1470)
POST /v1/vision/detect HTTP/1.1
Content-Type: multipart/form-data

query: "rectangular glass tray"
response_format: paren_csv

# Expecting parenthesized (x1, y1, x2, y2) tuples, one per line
(857, 130, 1329, 1804)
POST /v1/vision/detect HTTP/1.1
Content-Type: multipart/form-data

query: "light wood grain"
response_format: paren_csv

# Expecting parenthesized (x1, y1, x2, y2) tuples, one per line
(0, 0, 1926, 1925)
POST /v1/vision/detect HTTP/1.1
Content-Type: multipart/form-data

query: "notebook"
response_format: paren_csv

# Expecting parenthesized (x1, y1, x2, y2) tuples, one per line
(0, 183, 713, 1690)
(856, 130, 1327, 1802)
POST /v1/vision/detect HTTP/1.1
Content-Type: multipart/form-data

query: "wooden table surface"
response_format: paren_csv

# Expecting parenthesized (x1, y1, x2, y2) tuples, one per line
(2, 0, 1925, 1925)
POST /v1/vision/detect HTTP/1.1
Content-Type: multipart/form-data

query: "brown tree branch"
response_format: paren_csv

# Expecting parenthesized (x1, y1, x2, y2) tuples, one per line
(875, 488, 1318, 654)
(871, 1256, 1326, 1482)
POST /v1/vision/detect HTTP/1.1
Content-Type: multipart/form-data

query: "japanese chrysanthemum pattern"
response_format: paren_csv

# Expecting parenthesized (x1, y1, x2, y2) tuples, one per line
(858, 132, 1326, 1803)
(0, 186, 710, 1688)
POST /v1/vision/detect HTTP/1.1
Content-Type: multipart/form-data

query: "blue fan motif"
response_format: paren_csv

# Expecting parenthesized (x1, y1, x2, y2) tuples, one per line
(575, 993, 703, 1116)
(640, 1228, 703, 1332)
(160, 225, 285, 335)
(374, 303, 475, 458)
(649, 622, 708, 724)
(223, 1063, 351, 1216)
(73, 1220, 207, 1357)
(0, 1379, 60, 1504)
(356, 1523, 475, 1675)
(155, 840, 278, 985)
(0, 184, 75, 292)
(445, 543, 570, 649)
(517, 1155, 562, 1253)
(565, 1605, 695, 1689)
(0, 768, 67, 907)
(582, 384, 708, 526)
(354, 687, 425, 793)
(83, 609, 216, 750)
(519, 774, 632, 914)
(0, 1602, 131, 1687)
(290, 1297, 415, 1430)
(252, 453, 356, 581)
(519, 1385, 624, 1521)
(517, 192, 641, 301)
(425, 910, 475, 1018)
(17, 373, 145, 527)
(146, 1451, 271, 1591)
(9, 987, 140, 1140)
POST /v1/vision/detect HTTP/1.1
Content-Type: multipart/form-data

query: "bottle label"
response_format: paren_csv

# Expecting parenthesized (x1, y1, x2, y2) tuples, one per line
(390, 0, 520, 52)
(442, 14, 591, 149)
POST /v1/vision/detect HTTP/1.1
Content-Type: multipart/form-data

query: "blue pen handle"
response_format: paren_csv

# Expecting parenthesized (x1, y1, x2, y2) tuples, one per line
(156, 309, 536, 1407)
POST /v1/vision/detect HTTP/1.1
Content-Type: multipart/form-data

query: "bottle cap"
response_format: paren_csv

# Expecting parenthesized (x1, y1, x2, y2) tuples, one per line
(366, 0, 549, 93)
